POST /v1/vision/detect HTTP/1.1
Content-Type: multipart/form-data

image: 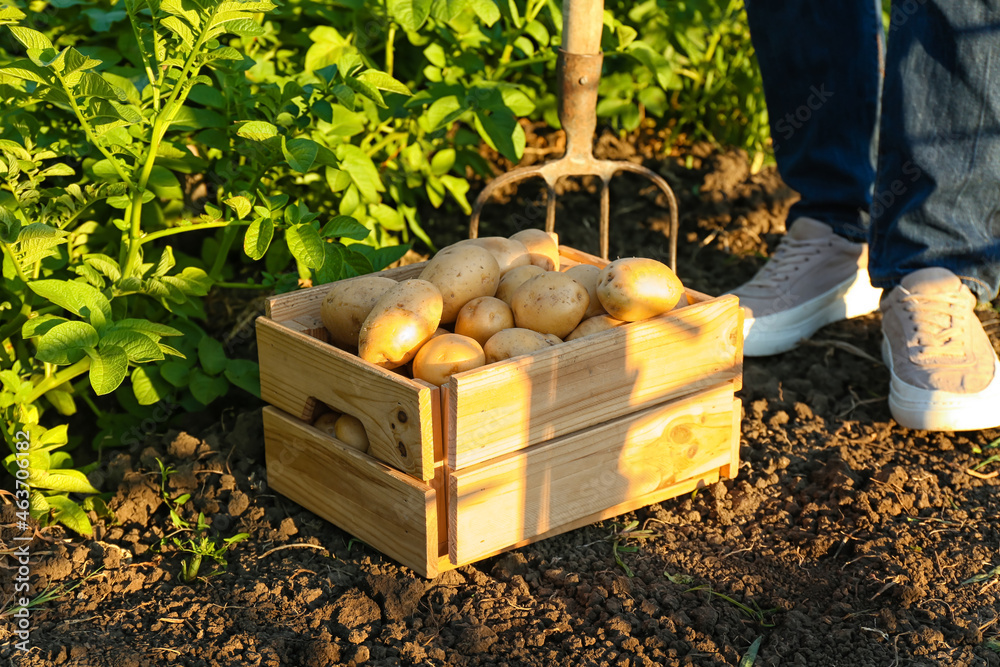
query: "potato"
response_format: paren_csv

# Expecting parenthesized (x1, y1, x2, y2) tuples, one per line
(320, 276, 397, 348)
(419, 244, 500, 323)
(511, 271, 590, 339)
(455, 296, 515, 347)
(413, 334, 486, 385)
(465, 236, 531, 274)
(563, 264, 607, 319)
(597, 258, 684, 321)
(359, 279, 443, 369)
(510, 229, 559, 271)
(566, 314, 627, 341)
(484, 328, 561, 364)
(312, 411, 340, 437)
(495, 265, 545, 305)
(335, 414, 370, 453)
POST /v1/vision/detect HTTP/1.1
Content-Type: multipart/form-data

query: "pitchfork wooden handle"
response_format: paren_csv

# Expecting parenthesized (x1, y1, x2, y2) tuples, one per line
(562, 0, 604, 55)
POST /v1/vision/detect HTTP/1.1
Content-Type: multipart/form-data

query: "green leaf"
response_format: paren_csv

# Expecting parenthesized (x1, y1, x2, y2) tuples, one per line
(161, 266, 212, 296)
(162, 15, 195, 47)
(244, 217, 274, 260)
(387, 0, 433, 30)
(36, 321, 99, 365)
(109, 319, 183, 337)
(148, 166, 183, 199)
(236, 120, 278, 141)
(345, 75, 386, 108)
(31, 468, 100, 494)
(14, 223, 69, 266)
(131, 366, 170, 406)
(100, 329, 163, 363)
(282, 137, 319, 173)
(160, 361, 191, 387)
(469, 0, 500, 25)
(28, 279, 113, 322)
(369, 203, 406, 231)
(0, 59, 51, 83)
(427, 95, 466, 131)
(224, 359, 260, 397)
(37, 424, 69, 448)
(84, 254, 122, 282)
(46, 389, 77, 416)
(224, 195, 253, 220)
(441, 174, 472, 214)
(22, 315, 68, 339)
(189, 369, 229, 405)
(87, 345, 129, 395)
(431, 148, 456, 175)
(335, 145, 384, 203)
(153, 246, 176, 278)
(321, 215, 369, 240)
(45, 495, 93, 536)
(10, 26, 52, 51)
(474, 107, 524, 162)
(285, 224, 325, 270)
(355, 70, 412, 96)
(198, 336, 228, 376)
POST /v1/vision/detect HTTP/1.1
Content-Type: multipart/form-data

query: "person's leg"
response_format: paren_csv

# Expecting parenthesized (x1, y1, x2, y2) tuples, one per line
(873, 0, 1000, 431)
(746, 0, 883, 239)
(734, 0, 885, 356)
(869, 0, 1000, 299)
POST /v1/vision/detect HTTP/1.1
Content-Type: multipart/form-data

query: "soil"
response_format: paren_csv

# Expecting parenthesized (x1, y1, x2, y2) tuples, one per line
(3, 123, 1000, 667)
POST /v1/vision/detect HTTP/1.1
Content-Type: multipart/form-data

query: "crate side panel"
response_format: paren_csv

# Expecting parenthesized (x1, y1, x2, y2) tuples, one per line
(449, 469, 720, 568)
(449, 295, 741, 469)
(257, 317, 435, 480)
(449, 383, 737, 564)
(263, 407, 437, 577)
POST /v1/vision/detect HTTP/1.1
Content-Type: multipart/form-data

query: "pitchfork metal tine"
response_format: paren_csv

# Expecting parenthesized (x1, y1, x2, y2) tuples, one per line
(467, 44, 680, 271)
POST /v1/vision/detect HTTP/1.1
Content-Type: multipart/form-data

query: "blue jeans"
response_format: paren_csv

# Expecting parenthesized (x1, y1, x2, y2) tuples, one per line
(745, 0, 1000, 301)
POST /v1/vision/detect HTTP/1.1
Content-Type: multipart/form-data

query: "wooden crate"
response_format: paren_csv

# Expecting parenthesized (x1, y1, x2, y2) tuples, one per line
(257, 244, 743, 577)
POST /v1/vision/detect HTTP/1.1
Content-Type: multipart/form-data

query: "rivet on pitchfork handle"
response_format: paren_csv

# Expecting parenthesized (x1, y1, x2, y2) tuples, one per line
(469, 49, 679, 271)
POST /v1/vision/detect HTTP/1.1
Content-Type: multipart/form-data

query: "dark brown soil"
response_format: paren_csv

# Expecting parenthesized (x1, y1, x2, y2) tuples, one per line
(3, 125, 1000, 667)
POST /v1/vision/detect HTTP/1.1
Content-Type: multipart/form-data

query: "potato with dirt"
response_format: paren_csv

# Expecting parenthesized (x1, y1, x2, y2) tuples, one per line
(454, 296, 515, 347)
(483, 328, 562, 364)
(419, 244, 500, 323)
(320, 276, 397, 348)
(358, 279, 443, 369)
(510, 229, 560, 271)
(566, 314, 627, 341)
(597, 257, 685, 321)
(511, 271, 590, 339)
(563, 264, 607, 319)
(463, 236, 531, 274)
(412, 333, 486, 385)
(334, 414, 370, 453)
(495, 265, 545, 305)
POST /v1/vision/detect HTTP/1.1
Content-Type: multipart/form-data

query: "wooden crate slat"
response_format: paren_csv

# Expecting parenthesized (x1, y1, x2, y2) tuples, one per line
(447, 295, 741, 469)
(257, 317, 436, 480)
(263, 407, 438, 577)
(448, 383, 737, 565)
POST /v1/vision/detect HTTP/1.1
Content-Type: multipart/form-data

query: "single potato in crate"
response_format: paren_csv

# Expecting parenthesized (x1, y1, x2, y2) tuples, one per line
(257, 234, 743, 577)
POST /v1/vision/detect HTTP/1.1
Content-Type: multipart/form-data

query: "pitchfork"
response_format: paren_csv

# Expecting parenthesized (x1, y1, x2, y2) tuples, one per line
(469, 0, 680, 269)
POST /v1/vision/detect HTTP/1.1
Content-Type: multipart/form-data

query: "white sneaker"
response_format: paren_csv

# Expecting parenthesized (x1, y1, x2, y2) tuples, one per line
(880, 268, 1000, 431)
(729, 218, 884, 356)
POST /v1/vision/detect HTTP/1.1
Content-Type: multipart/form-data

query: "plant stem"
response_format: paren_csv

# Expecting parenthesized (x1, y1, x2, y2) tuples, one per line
(52, 70, 134, 189)
(139, 220, 248, 245)
(385, 23, 396, 76)
(25, 358, 91, 405)
(121, 25, 211, 279)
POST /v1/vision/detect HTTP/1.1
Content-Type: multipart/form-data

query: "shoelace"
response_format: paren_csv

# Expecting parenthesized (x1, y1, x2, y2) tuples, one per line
(743, 237, 827, 290)
(900, 291, 969, 357)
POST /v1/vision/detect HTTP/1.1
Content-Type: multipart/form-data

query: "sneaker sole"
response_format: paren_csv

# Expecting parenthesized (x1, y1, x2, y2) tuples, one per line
(881, 337, 1000, 431)
(741, 271, 883, 357)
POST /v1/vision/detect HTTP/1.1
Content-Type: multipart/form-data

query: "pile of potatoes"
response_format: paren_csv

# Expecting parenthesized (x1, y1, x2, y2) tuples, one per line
(320, 229, 685, 387)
